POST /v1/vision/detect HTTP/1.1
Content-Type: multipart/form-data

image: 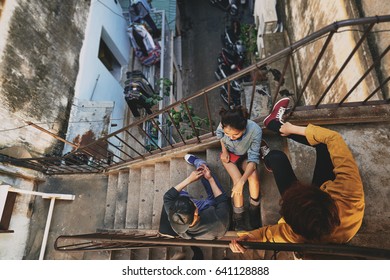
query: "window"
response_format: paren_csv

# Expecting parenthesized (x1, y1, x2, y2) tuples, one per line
(98, 38, 122, 80)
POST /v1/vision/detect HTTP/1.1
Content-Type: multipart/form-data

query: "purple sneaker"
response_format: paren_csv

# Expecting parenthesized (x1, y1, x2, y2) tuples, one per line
(263, 97, 290, 127)
(184, 154, 207, 169)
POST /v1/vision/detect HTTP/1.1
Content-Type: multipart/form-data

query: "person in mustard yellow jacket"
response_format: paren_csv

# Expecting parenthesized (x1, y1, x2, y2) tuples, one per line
(230, 98, 364, 253)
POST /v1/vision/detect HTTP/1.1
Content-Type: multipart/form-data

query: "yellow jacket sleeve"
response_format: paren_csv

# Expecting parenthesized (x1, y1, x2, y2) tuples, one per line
(245, 124, 364, 244)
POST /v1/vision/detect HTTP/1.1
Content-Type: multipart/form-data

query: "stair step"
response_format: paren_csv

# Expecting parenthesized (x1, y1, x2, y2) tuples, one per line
(152, 162, 171, 230)
(212, 247, 228, 260)
(150, 247, 168, 260)
(138, 165, 155, 229)
(169, 158, 188, 186)
(199, 247, 213, 260)
(126, 168, 141, 228)
(167, 247, 186, 260)
(111, 250, 131, 260)
(83, 251, 111, 260)
(259, 134, 286, 226)
(114, 170, 129, 229)
(130, 248, 150, 260)
(104, 172, 118, 228)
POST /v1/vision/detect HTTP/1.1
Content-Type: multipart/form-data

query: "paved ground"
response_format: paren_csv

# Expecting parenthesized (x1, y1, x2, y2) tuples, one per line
(24, 174, 108, 259)
(179, 0, 254, 124)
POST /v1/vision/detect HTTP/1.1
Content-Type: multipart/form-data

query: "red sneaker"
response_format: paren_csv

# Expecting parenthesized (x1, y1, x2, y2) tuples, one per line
(263, 97, 290, 127)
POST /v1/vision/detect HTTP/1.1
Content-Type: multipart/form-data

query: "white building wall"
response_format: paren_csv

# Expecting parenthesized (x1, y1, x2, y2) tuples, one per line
(74, 0, 131, 132)
(65, 0, 131, 154)
(253, 0, 277, 56)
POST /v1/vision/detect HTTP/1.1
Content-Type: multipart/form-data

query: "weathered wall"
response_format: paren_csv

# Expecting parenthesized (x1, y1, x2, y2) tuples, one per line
(355, 0, 390, 99)
(0, 0, 90, 157)
(284, 0, 384, 105)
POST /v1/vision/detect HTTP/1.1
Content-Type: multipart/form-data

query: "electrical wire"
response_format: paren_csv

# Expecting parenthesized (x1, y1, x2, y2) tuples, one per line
(95, 0, 127, 21)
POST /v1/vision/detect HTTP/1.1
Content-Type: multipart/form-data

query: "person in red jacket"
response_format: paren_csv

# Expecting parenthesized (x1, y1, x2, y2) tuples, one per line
(230, 99, 365, 252)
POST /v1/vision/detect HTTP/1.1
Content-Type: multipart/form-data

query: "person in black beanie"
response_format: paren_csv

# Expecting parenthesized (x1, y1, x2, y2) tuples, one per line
(161, 154, 230, 240)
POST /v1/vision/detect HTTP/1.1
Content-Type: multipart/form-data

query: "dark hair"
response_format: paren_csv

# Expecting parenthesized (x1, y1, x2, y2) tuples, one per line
(219, 106, 249, 131)
(280, 183, 340, 242)
(168, 196, 196, 234)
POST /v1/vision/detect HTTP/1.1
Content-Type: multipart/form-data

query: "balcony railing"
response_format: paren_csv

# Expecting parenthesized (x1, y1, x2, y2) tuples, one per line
(1, 15, 390, 175)
(54, 231, 390, 260)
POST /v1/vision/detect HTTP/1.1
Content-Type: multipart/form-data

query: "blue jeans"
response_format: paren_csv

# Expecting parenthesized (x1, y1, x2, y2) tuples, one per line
(180, 174, 227, 212)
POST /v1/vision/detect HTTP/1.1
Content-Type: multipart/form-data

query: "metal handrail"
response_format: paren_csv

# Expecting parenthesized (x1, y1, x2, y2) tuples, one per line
(54, 232, 390, 260)
(2, 15, 390, 174)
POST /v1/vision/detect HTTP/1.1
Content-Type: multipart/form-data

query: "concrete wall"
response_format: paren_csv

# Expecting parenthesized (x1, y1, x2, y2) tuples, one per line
(355, 0, 390, 99)
(0, 0, 131, 158)
(282, 0, 383, 104)
(0, 0, 90, 157)
(0, 165, 44, 260)
(64, 0, 131, 154)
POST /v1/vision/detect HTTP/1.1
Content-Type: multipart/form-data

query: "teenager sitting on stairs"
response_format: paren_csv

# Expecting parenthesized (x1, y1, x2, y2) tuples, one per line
(230, 98, 364, 253)
(160, 155, 230, 240)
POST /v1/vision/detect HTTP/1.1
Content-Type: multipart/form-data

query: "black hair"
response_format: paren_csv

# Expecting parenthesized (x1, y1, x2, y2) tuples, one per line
(169, 196, 196, 225)
(219, 106, 249, 131)
(280, 183, 340, 242)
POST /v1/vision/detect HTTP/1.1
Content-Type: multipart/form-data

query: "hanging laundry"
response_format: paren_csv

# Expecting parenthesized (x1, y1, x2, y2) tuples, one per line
(127, 24, 161, 66)
(129, 0, 161, 38)
(123, 71, 157, 117)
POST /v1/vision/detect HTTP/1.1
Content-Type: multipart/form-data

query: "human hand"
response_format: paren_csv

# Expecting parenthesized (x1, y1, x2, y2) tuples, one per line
(199, 164, 212, 180)
(279, 122, 295, 136)
(229, 234, 252, 254)
(220, 151, 230, 163)
(188, 170, 203, 183)
(280, 122, 307, 137)
(231, 180, 244, 198)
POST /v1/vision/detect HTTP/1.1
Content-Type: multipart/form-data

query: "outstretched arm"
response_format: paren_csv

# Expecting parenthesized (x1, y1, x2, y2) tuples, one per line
(200, 164, 223, 198)
(174, 169, 203, 192)
(279, 122, 363, 198)
(279, 122, 306, 137)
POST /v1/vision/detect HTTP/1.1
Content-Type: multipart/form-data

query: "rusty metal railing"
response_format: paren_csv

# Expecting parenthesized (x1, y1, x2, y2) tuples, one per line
(2, 15, 390, 174)
(54, 231, 390, 260)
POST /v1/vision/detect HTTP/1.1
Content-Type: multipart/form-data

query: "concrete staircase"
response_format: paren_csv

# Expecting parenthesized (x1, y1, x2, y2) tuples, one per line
(15, 121, 389, 260)
(91, 146, 278, 260)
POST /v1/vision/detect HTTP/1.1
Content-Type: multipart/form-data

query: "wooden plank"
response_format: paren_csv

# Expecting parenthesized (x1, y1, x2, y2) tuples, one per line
(0, 186, 17, 231)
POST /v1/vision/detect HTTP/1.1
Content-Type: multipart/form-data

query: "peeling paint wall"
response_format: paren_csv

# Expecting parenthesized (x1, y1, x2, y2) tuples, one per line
(0, 0, 90, 156)
(284, 0, 382, 104)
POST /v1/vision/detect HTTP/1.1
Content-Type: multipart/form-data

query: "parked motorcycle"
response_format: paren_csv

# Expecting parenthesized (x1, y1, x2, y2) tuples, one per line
(221, 19, 246, 68)
(222, 19, 241, 50)
(217, 47, 244, 71)
(209, 0, 238, 16)
(215, 63, 242, 107)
